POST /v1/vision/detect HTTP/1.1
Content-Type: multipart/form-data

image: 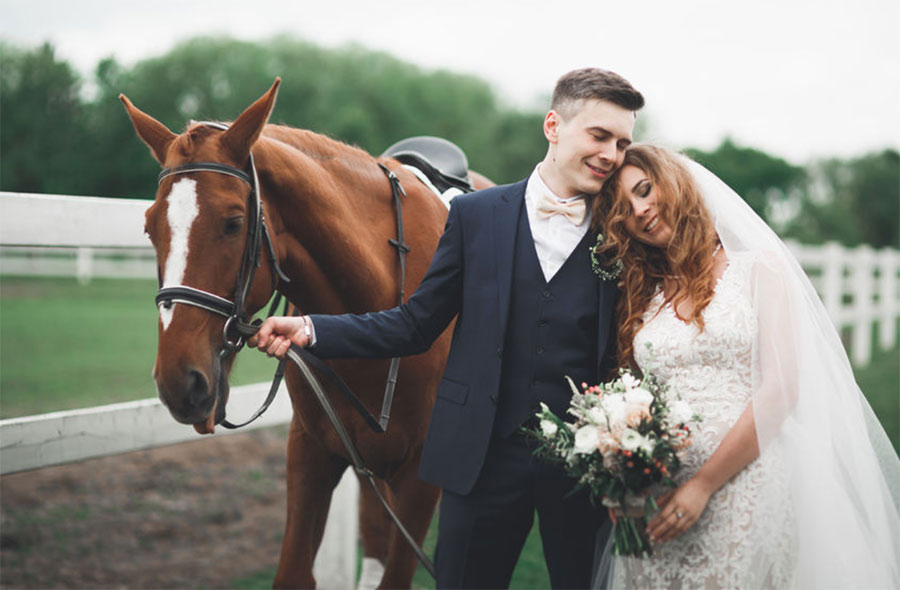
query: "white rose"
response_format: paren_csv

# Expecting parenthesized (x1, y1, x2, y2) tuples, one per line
(624, 387, 654, 407)
(588, 406, 608, 426)
(602, 393, 627, 428)
(540, 419, 558, 438)
(668, 400, 694, 425)
(640, 437, 656, 456)
(620, 372, 641, 391)
(620, 428, 645, 452)
(573, 425, 602, 454)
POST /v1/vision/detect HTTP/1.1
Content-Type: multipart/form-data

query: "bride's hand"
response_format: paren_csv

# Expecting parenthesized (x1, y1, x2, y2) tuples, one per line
(645, 478, 712, 544)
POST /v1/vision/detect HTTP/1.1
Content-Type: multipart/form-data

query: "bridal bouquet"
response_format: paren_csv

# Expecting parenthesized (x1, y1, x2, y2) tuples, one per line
(528, 364, 700, 557)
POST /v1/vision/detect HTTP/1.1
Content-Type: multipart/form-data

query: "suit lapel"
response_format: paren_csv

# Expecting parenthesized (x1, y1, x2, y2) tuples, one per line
(493, 180, 527, 345)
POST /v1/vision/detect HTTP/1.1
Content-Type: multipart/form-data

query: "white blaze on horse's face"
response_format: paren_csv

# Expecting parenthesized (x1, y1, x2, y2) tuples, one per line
(159, 178, 199, 330)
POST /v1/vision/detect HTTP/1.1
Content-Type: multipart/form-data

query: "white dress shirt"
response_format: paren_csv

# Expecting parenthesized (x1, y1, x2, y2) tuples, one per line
(524, 165, 593, 282)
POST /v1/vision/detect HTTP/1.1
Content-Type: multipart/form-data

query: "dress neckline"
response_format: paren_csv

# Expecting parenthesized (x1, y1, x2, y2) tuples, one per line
(653, 255, 735, 327)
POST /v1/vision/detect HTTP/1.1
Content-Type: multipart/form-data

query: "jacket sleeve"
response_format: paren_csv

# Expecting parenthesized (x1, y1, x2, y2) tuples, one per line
(308, 197, 464, 359)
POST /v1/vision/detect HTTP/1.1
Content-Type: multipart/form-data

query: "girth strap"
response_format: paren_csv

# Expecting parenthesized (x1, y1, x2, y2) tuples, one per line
(378, 162, 410, 433)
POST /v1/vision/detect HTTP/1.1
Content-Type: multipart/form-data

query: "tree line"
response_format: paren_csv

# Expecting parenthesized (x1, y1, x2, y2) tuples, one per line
(1, 37, 896, 248)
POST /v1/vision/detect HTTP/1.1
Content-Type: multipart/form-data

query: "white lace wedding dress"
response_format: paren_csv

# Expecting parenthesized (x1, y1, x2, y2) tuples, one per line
(612, 253, 797, 589)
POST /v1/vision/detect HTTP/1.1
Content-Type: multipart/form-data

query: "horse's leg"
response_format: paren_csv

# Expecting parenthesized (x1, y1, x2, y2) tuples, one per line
(356, 478, 393, 590)
(274, 418, 346, 589)
(376, 457, 441, 589)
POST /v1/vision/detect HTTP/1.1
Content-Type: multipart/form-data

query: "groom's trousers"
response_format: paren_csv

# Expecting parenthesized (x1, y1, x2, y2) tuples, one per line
(433, 430, 606, 589)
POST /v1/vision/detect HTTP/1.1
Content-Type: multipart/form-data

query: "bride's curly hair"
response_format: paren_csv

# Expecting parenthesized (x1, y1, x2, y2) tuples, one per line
(592, 145, 720, 369)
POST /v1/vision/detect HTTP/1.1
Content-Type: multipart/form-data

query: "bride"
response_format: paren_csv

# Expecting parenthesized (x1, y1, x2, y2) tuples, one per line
(590, 144, 899, 589)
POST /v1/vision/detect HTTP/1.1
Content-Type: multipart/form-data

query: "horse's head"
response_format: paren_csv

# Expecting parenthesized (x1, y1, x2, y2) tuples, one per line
(121, 79, 283, 434)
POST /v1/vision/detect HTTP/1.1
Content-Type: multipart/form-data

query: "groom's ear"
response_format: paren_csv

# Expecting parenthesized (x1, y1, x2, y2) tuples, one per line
(544, 110, 561, 144)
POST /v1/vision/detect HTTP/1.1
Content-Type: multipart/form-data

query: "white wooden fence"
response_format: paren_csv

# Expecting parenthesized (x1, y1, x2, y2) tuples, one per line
(0, 192, 359, 589)
(787, 240, 899, 366)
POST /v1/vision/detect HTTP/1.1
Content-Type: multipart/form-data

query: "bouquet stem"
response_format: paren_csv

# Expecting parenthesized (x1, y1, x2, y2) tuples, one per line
(610, 505, 653, 558)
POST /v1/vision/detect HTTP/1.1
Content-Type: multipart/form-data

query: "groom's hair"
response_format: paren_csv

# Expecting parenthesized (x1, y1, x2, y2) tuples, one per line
(551, 68, 644, 119)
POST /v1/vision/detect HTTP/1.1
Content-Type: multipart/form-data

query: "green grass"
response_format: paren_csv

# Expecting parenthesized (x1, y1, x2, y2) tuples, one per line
(409, 510, 551, 589)
(229, 511, 551, 589)
(854, 340, 900, 453)
(0, 276, 279, 418)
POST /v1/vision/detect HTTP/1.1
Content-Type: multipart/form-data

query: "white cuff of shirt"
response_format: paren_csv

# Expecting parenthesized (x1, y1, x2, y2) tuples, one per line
(304, 316, 317, 348)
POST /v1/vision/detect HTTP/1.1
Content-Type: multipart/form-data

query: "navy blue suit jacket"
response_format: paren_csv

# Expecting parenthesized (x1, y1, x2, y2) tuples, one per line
(310, 179, 618, 495)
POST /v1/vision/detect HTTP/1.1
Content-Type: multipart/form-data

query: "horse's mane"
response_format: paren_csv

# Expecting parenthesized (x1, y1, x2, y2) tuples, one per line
(181, 121, 374, 166)
(177, 121, 384, 203)
(262, 124, 373, 164)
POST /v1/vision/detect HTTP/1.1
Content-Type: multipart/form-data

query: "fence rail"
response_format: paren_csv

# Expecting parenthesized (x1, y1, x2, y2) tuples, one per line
(0, 381, 294, 475)
(0, 246, 157, 283)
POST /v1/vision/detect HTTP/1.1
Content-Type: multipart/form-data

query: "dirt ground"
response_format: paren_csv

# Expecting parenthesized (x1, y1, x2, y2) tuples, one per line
(0, 425, 291, 589)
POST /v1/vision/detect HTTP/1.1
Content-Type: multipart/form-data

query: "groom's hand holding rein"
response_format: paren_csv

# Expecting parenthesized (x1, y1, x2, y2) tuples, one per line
(249, 315, 314, 357)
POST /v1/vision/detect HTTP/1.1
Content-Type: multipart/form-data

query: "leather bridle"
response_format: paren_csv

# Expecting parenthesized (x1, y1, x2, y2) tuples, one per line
(154, 123, 290, 357)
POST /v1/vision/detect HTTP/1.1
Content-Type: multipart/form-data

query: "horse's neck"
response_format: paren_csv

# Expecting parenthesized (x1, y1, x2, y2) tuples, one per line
(255, 131, 399, 314)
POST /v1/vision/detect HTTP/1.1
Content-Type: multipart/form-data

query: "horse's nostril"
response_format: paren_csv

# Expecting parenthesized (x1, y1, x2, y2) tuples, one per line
(187, 370, 210, 407)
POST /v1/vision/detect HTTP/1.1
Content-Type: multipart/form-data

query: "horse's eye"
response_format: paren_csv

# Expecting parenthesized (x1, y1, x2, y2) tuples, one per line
(224, 216, 244, 236)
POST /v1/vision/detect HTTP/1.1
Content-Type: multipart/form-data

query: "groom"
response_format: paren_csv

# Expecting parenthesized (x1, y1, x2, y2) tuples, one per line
(251, 68, 644, 588)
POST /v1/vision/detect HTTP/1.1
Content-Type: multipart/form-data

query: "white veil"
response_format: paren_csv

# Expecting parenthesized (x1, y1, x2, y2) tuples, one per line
(686, 158, 900, 588)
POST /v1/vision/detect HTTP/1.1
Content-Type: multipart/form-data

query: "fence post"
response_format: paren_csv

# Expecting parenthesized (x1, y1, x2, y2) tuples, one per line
(313, 469, 360, 589)
(849, 245, 875, 366)
(821, 241, 844, 324)
(878, 248, 899, 351)
(76, 246, 94, 285)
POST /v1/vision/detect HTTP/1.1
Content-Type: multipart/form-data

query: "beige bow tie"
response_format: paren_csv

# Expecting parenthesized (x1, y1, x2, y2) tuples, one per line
(536, 192, 587, 225)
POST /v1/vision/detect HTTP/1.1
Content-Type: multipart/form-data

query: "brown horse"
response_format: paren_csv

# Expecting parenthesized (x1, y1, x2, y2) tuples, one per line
(120, 78, 492, 588)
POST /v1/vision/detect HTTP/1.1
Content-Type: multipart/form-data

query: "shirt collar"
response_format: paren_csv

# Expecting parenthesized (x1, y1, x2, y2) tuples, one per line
(526, 165, 592, 227)
(531, 164, 588, 203)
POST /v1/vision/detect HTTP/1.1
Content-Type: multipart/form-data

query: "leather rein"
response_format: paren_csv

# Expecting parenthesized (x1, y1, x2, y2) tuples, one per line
(152, 122, 435, 577)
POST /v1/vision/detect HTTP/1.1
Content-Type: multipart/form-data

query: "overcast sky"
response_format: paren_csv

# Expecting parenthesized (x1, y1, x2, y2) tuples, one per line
(2, 0, 898, 163)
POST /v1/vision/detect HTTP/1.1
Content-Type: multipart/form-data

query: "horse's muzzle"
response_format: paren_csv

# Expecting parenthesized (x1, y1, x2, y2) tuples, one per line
(155, 362, 228, 430)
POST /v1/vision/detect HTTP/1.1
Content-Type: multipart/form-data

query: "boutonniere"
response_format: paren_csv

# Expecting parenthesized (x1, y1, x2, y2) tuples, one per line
(590, 232, 623, 281)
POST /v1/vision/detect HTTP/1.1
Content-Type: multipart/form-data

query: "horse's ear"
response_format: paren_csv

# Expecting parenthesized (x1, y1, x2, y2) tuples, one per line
(221, 78, 281, 162)
(119, 94, 177, 165)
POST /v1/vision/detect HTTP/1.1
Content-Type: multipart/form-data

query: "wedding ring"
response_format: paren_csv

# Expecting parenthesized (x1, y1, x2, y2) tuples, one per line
(676, 512, 684, 519)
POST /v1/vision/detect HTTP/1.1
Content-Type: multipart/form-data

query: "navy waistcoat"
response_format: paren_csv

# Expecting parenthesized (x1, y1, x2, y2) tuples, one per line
(494, 204, 600, 437)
